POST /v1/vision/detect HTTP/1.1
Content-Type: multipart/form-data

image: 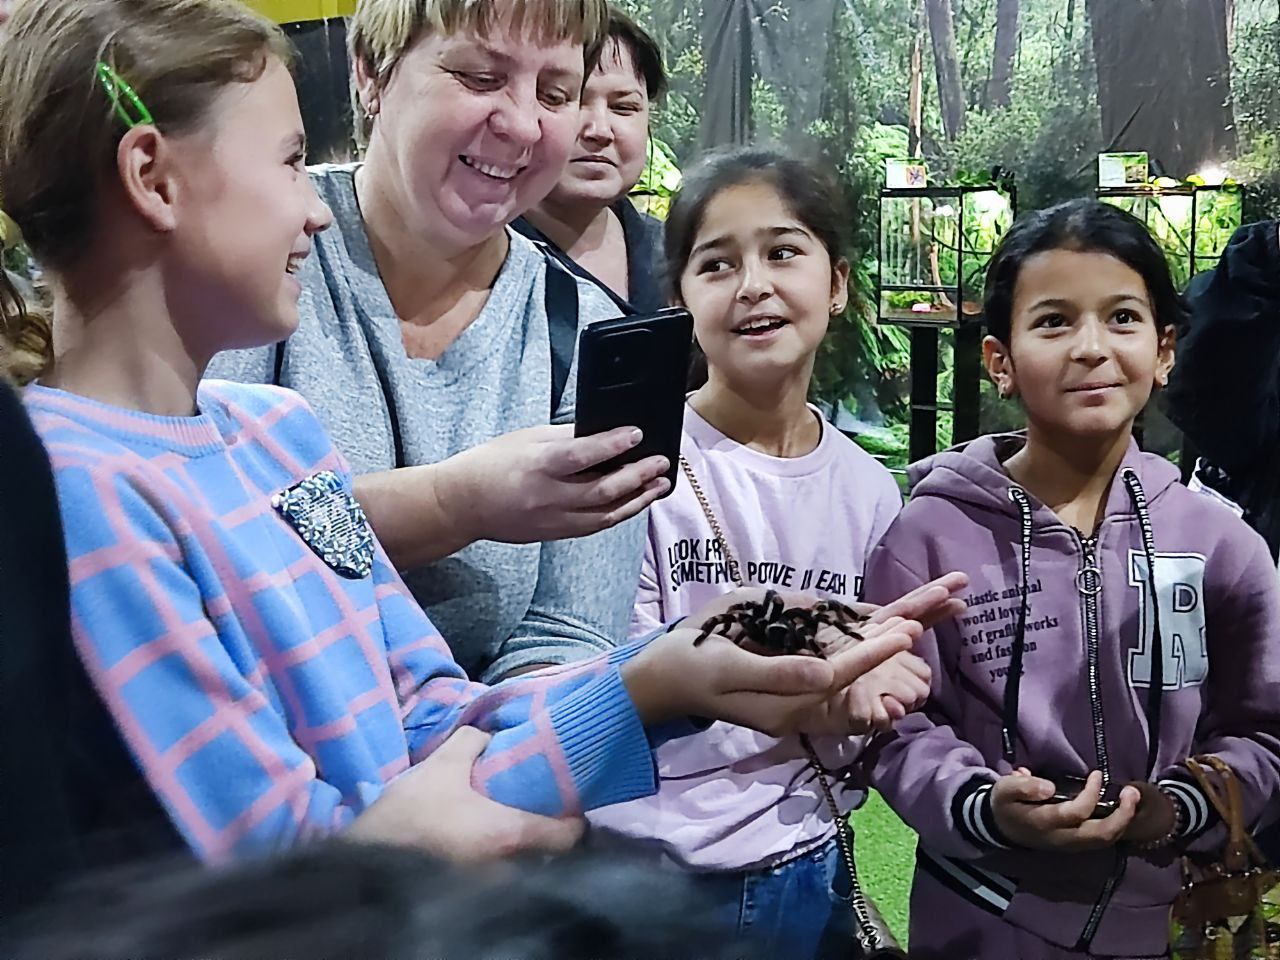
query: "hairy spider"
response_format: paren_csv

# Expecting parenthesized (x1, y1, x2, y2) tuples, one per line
(694, 589, 869, 657)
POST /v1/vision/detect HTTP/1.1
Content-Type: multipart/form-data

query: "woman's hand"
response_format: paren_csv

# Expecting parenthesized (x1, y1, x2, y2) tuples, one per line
(440, 424, 671, 544)
(990, 769, 1140, 851)
(347, 726, 584, 862)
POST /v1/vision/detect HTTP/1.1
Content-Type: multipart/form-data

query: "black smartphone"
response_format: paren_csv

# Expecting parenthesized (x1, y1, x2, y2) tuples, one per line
(1038, 774, 1123, 820)
(573, 307, 694, 496)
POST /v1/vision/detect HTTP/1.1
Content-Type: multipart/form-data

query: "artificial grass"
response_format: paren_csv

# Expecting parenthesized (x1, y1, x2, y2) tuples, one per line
(849, 791, 917, 945)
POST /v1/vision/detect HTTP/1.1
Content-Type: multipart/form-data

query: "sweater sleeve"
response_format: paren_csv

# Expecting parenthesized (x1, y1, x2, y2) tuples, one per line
(373, 548, 659, 817)
(1158, 526, 1280, 851)
(861, 543, 1012, 859)
(58, 464, 657, 862)
(1166, 220, 1280, 473)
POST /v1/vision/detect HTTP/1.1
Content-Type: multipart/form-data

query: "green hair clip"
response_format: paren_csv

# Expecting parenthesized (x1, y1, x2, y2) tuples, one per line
(95, 61, 154, 128)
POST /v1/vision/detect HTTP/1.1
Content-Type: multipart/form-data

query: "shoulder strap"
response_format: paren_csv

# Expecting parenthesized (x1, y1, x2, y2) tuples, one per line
(542, 251, 579, 420)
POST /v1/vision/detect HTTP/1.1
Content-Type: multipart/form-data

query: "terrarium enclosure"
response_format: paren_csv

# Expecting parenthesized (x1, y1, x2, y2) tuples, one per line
(878, 184, 1015, 328)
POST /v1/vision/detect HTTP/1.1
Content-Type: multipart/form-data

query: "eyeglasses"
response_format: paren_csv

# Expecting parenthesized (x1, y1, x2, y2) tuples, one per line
(95, 61, 154, 129)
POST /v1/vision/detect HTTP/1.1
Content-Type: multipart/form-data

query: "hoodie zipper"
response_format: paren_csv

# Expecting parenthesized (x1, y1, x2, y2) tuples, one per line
(1080, 856, 1126, 949)
(1074, 531, 1111, 786)
(1074, 529, 1121, 947)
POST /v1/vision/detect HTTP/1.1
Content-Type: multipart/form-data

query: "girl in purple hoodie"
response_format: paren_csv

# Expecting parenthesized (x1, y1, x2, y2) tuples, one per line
(863, 199, 1280, 959)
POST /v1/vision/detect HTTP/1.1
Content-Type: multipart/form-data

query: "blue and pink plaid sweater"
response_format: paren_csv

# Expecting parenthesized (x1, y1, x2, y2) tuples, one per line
(26, 381, 659, 861)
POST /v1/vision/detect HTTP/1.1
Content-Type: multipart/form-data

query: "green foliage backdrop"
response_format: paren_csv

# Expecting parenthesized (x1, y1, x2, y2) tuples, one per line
(615, 0, 1278, 469)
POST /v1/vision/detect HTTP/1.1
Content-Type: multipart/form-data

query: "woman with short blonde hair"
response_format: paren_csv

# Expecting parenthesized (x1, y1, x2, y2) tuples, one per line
(208, 0, 671, 683)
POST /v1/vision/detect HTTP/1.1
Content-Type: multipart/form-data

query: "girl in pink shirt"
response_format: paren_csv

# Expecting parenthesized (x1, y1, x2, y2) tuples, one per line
(589, 147, 931, 959)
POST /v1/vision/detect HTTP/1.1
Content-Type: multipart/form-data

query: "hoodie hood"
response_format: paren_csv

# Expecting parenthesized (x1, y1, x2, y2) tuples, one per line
(907, 432, 1180, 528)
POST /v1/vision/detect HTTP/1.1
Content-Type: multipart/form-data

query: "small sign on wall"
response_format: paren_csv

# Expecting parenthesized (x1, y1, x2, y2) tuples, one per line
(886, 159, 928, 189)
(1098, 152, 1149, 188)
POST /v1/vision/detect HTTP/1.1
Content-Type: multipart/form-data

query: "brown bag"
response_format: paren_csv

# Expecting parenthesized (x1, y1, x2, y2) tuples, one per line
(1170, 756, 1280, 959)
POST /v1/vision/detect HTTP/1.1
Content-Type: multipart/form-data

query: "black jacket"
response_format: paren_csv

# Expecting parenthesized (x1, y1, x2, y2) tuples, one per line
(0, 381, 184, 927)
(512, 197, 666, 314)
(1166, 220, 1280, 560)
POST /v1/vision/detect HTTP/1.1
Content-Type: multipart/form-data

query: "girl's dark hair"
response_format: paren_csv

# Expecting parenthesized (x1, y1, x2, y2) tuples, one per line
(605, 6, 667, 100)
(10, 842, 758, 960)
(984, 198, 1188, 344)
(664, 146, 848, 301)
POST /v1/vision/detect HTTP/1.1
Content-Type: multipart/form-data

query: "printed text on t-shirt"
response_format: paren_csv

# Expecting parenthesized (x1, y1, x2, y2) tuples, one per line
(666, 537, 859, 596)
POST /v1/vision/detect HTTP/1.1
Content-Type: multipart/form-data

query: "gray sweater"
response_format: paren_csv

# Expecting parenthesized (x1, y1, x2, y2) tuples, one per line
(207, 164, 643, 682)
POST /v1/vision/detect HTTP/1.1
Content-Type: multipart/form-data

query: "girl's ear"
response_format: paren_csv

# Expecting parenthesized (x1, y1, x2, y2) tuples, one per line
(830, 258, 851, 314)
(1154, 323, 1177, 389)
(983, 334, 1017, 399)
(116, 125, 178, 234)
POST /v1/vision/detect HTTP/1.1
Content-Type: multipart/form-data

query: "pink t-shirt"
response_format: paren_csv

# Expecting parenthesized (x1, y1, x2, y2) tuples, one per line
(588, 403, 902, 871)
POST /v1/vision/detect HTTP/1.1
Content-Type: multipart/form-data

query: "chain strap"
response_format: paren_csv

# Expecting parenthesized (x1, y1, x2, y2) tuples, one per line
(679, 455, 743, 586)
(678, 453, 893, 954)
(802, 735, 889, 953)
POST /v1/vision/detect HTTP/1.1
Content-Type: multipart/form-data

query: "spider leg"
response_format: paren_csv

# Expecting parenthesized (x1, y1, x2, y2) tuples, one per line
(695, 611, 749, 645)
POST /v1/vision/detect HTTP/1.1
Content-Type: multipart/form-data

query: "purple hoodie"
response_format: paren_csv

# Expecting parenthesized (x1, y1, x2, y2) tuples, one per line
(862, 434, 1280, 957)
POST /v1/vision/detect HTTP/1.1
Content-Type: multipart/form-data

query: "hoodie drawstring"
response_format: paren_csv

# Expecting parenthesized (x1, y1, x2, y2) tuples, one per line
(1000, 472, 1165, 777)
(1121, 468, 1164, 777)
(1001, 486, 1034, 764)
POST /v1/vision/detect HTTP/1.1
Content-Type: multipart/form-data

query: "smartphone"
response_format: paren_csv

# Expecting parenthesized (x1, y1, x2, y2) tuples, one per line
(1038, 774, 1124, 820)
(573, 307, 694, 496)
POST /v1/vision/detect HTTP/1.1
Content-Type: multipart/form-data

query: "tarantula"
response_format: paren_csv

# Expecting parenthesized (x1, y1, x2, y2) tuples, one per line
(693, 589, 870, 657)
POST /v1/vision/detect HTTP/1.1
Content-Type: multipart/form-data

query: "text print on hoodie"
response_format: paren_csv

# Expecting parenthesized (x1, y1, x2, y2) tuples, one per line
(862, 433, 1280, 957)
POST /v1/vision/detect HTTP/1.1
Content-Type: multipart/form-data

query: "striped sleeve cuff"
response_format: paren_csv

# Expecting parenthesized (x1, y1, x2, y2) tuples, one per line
(548, 666, 657, 811)
(607, 631, 661, 665)
(1159, 775, 1217, 839)
(953, 777, 1014, 850)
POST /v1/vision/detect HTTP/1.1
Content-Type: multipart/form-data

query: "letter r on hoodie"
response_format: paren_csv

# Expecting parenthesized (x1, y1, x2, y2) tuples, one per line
(1127, 551, 1209, 690)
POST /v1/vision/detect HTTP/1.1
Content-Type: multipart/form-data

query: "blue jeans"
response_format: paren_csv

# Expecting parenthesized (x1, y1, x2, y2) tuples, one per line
(688, 837, 852, 960)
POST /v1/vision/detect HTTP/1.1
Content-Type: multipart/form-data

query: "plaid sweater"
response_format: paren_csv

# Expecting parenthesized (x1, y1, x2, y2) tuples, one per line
(26, 381, 658, 861)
